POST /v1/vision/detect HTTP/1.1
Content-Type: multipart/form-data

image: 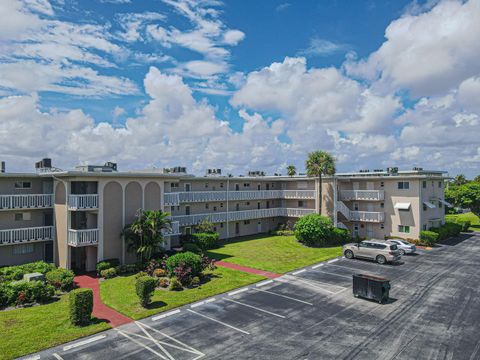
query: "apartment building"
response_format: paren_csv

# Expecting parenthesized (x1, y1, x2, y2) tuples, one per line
(0, 160, 449, 271)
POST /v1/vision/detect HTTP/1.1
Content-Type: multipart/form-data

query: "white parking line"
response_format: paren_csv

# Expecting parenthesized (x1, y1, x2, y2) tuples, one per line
(328, 258, 339, 263)
(252, 288, 313, 305)
(256, 280, 274, 287)
(228, 288, 249, 296)
(116, 329, 171, 360)
(312, 269, 352, 280)
(326, 263, 380, 275)
(311, 263, 324, 269)
(63, 335, 106, 351)
(276, 275, 343, 295)
(225, 298, 286, 319)
(152, 309, 181, 321)
(205, 298, 216, 304)
(52, 354, 63, 360)
(292, 269, 306, 275)
(187, 309, 250, 335)
(24, 356, 40, 360)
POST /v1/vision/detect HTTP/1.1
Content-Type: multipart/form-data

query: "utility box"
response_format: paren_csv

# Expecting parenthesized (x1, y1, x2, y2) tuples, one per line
(353, 274, 390, 304)
(23, 272, 45, 282)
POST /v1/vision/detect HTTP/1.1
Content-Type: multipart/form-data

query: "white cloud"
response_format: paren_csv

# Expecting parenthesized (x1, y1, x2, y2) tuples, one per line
(222, 30, 245, 45)
(300, 38, 350, 57)
(276, 3, 291, 12)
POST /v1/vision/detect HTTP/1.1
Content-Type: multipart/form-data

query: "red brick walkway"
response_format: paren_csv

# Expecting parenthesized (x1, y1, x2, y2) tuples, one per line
(215, 261, 282, 279)
(74, 275, 132, 327)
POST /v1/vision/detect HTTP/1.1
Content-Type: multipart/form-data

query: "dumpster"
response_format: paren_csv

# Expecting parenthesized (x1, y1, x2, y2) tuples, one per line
(352, 274, 390, 304)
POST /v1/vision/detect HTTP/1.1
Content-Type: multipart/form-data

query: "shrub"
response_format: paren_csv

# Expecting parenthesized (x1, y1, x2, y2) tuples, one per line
(190, 276, 201, 286)
(135, 271, 148, 279)
(0, 284, 13, 308)
(8, 281, 55, 305)
(100, 267, 117, 279)
(145, 259, 160, 276)
(96, 259, 120, 275)
(153, 268, 166, 277)
(69, 288, 93, 326)
(158, 278, 169, 288)
(201, 255, 216, 271)
(169, 277, 183, 291)
(195, 219, 215, 233)
(331, 228, 351, 244)
(191, 232, 220, 250)
(457, 221, 471, 232)
(0, 261, 55, 282)
(182, 243, 202, 254)
(429, 222, 462, 241)
(294, 214, 334, 247)
(45, 269, 75, 291)
(166, 252, 202, 277)
(420, 231, 439, 246)
(135, 276, 156, 307)
(274, 230, 295, 236)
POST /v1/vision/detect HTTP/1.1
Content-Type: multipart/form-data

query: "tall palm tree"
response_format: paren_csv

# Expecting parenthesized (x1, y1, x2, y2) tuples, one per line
(122, 209, 172, 262)
(287, 165, 296, 177)
(305, 151, 336, 215)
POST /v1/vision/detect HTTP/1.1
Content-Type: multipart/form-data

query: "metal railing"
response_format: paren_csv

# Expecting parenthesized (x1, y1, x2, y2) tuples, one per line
(68, 194, 99, 210)
(339, 190, 384, 201)
(67, 229, 99, 246)
(172, 207, 316, 226)
(0, 226, 54, 246)
(164, 190, 316, 205)
(163, 221, 180, 237)
(337, 200, 384, 223)
(0, 194, 53, 210)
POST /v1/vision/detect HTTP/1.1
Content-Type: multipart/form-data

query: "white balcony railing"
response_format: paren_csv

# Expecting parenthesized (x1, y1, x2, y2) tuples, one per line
(163, 221, 180, 237)
(349, 211, 385, 223)
(164, 190, 316, 205)
(68, 194, 99, 210)
(0, 194, 53, 210)
(68, 229, 99, 246)
(0, 226, 54, 246)
(340, 190, 384, 201)
(172, 208, 316, 227)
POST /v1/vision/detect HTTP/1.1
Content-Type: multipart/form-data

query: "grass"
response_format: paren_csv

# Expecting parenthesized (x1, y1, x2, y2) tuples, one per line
(207, 234, 343, 274)
(446, 212, 480, 231)
(100, 267, 264, 320)
(0, 295, 110, 360)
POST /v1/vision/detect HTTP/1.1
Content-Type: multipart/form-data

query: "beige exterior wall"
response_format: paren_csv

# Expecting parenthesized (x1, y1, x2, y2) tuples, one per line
(0, 242, 46, 266)
(54, 181, 68, 268)
(103, 181, 123, 261)
(0, 177, 51, 195)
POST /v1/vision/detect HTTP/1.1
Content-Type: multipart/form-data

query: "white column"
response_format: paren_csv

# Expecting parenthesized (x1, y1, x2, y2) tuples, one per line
(121, 181, 126, 265)
(66, 181, 71, 270)
(97, 181, 104, 262)
(333, 176, 338, 227)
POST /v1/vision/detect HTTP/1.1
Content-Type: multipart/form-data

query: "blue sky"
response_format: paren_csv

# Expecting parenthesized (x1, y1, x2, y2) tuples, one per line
(0, 0, 479, 177)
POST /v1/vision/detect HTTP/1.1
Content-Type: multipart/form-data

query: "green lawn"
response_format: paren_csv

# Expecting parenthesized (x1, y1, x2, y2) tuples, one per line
(446, 212, 480, 231)
(207, 234, 343, 274)
(0, 295, 110, 360)
(100, 267, 264, 320)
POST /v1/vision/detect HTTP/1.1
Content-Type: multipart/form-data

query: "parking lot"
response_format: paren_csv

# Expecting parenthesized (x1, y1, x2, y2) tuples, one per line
(26, 232, 480, 360)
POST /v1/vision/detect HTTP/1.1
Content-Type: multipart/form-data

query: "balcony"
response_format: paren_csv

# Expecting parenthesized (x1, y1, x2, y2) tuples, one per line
(68, 229, 99, 247)
(0, 226, 54, 246)
(163, 221, 180, 237)
(339, 190, 384, 201)
(349, 211, 385, 223)
(164, 190, 317, 205)
(0, 194, 53, 210)
(172, 208, 316, 226)
(68, 194, 99, 210)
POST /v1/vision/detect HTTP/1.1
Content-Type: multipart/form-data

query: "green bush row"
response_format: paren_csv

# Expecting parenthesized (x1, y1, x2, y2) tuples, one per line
(191, 232, 220, 250)
(0, 280, 55, 308)
(45, 269, 75, 291)
(0, 261, 56, 283)
(419, 231, 439, 246)
(96, 258, 120, 275)
(294, 214, 352, 247)
(429, 222, 462, 241)
(69, 288, 93, 326)
(100, 267, 117, 279)
(271, 230, 295, 236)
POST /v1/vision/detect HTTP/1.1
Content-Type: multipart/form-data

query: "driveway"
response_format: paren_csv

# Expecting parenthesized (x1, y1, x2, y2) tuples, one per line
(23, 232, 480, 360)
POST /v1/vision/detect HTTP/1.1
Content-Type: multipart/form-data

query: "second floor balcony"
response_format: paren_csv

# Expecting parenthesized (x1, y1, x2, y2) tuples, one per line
(67, 228, 99, 247)
(339, 190, 384, 201)
(162, 221, 180, 237)
(0, 226, 54, 246)
(0, 194, 53, 210)
(68, 194, 99, 210)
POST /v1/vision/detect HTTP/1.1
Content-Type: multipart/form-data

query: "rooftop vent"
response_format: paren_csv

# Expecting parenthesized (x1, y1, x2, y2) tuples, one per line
(1, 161, 5, 173)
(35, 158, 52, 169)
(373, 169, 384, 172)
(359, 169, 370, 173)
(163, 166, 187, 174)
(75, 162, 118, 173)
(248, 171, 265, 177)
(206, 168, 222, 176)
(413, 167, 423, 171)
(387, 167, 399, 174)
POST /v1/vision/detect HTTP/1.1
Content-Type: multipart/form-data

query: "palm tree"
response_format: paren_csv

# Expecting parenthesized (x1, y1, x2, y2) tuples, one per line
(122, 209, 172, 262)
(287, 165, 296, 177)
(305, 151, 336, 215)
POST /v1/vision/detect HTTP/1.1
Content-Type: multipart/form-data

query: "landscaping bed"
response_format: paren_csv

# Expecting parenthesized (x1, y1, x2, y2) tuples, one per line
(207, 234, 343, 274)
(446, 212, 480, 232)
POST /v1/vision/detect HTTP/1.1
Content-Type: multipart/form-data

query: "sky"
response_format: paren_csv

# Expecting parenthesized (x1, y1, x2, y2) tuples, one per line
(0, 0, 479, 177)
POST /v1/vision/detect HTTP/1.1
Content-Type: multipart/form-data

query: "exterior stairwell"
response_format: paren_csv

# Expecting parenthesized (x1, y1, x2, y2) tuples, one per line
(337, 200, 351, 220)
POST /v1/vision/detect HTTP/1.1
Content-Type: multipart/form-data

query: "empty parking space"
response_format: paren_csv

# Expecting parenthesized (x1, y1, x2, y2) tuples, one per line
(29, 233, 480, 360)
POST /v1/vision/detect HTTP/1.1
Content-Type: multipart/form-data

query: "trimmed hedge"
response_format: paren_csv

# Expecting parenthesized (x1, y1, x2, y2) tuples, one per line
(96, 258, 120, 275)
(191, 232, 220, 250)
(45, 269, 75, 291)
(169, 276, 182, 291)
(0, 280, 55, 308)
(182, 243, 202, 254)
(0, 261, 55, 282)
(100, 267, 117, 279)
(430, 222, 462, 241)
(136, 276, 157, 307)
(420, 231, 439, 246)
(331, 228, 351, 244)
(271, 230, 295, 236)
(69, 288, 93, 326)
(457, 221, 471, 232)
(165, 252, 202, 277)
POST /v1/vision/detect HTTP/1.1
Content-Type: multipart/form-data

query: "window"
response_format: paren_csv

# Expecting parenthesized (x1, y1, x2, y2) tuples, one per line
(236, 203, 240, 211)
(423, 224, 427, 230)
(220, 203, 224, 208)
(220, 183, 224, 188)
(380, 223, 384, 229)
(380, 181, 384, 188)
(438, 201, 443, 208)
(170, 183, 179, 189)
(257, 184, 261, 190)
(298, 200, 304, 207)
(246, 202, 250, 205)
(15, 212, 31, 221)
(220, 223, 224, 228)
(13, 244, 34, 255)
(184, 227, 191, 235)
(213, 227, 217, 232)
(422, 181, 427, 188)
(185, 206, 190, 215)
(423, 203, 427, 211)
(243, 183, 250, 188)
(271, 183, 275, 188)
(380, 202, 384, 209)
(205, 203, 209, 209)
(205, 183, 209, 188)
(297, 181, 308, 190)
(244, 220, 250, 225)
(213, 206, 217, 211)
(397, 181, 410, 189)
(15, 181, 31, 189)
(353, 202, 359, 211)
(398, 225, 410, 233)
(438, 181, 442, 188)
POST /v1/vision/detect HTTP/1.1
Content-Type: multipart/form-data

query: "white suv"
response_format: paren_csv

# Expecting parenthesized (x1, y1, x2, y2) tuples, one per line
(343, 240, 402, 264)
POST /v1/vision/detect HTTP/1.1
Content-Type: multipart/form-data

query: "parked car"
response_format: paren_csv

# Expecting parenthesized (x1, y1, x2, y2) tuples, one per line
(386, 239, 416, 255)
(343, 240, 402, 264)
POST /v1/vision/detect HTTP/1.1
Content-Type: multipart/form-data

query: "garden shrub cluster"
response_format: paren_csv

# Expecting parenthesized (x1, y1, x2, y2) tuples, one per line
(0, 281, 55, 308)
(100, 267, 117, 279)
(0, 261, 55, 282)
(96, 258, 120, 275)
(182, 243, 202, 254)
(45, 268, 75, 291)
(419, 231, 439, 246)
(69, 288, 93, 326)
(419, 222, 463, 246)
(191, 232, 220, 250)
(294, 214, 351, 247)
(135, 276, 157, 307)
